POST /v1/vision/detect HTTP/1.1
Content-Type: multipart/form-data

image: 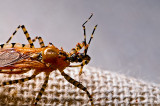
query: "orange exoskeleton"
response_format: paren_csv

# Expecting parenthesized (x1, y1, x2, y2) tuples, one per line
(0, 14, 97, 106)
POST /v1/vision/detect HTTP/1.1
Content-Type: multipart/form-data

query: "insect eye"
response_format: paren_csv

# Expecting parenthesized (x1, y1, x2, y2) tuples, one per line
(59, 51, 62, 55)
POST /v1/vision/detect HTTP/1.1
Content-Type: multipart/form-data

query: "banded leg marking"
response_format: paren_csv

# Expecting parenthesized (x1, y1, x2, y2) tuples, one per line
(34, 73, 49, 105)
(32, 36, 45, 48)
(0, 74, 36, 86)
(21, 25, 34, 48)
(6, 25, 34, 48)
(60, 70, 94, 106)
(6, 25, 21, 43)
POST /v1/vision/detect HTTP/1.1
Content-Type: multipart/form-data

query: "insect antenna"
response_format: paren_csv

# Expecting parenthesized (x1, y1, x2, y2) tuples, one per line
(82, 13, 97, 55)
(82, 13, 93, 27)
(82, 13, 93, 55)
(85, 24, 98, 54)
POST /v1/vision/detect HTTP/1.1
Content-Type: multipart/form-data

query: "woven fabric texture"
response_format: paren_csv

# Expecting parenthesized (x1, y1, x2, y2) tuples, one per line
(0, 66, 159, 106)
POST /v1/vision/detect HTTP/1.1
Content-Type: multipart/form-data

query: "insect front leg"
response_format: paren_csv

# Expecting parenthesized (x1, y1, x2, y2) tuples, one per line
(70, 43, 84, 55)
(6, 25, 34, 48)
(59, 70, 94, 106)
(69, 59, 90, 76)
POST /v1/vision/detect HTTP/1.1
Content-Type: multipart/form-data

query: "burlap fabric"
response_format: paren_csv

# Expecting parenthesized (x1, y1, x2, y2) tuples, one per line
(0, 66, 159, 106)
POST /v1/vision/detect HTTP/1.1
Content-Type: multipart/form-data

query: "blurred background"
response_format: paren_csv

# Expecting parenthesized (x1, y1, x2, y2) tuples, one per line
(0, 0, 160, 83)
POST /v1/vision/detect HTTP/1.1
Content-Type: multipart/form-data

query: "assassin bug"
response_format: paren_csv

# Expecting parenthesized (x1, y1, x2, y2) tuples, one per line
(0, 14, 97, 105)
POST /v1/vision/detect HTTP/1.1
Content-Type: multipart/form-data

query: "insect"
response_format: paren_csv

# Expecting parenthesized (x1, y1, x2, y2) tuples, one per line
(0, 14, 97, 105)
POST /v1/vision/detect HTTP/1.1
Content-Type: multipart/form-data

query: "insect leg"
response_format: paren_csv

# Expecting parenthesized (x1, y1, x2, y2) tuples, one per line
(69, 60, 89, 76)
(6, 25, 21, 43)
(6, 25, 34, 48)
(60, 70, 94, 106)
(70, 43, 84, 55)
(0, 73, 36, 86)
(34, 72, 50, 105)
(31, 36, 45, 48)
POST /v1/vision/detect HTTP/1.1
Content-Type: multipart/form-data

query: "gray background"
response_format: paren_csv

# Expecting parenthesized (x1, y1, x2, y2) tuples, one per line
(0, 0, 160, 83)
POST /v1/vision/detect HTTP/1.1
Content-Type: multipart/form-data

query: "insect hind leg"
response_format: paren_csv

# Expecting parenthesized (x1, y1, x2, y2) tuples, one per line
(60, 70, 94, 106)
(34, 72, 50, 105)
(31, 36, 45, 48)
(0, 74, 36, 86)
(6, 25, 34, 48)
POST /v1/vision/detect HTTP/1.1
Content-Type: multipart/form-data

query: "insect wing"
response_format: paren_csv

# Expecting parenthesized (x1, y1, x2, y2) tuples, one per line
(0, 48, 22, 67)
